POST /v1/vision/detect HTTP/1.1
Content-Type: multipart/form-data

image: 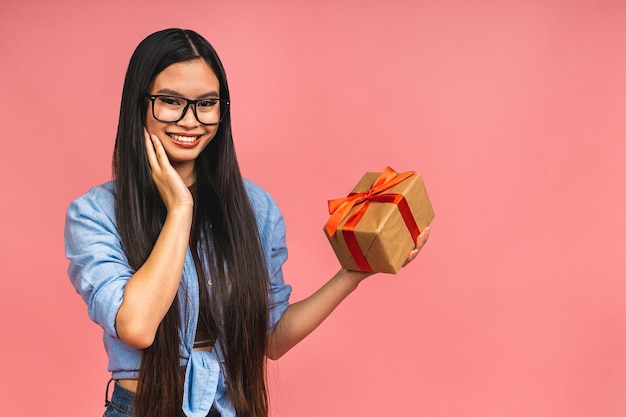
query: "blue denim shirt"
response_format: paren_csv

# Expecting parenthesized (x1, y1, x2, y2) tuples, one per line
(65, 179, 292, 417)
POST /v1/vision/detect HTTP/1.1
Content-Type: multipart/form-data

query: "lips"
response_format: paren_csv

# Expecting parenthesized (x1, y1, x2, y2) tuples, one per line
(167, 133, 201, 146)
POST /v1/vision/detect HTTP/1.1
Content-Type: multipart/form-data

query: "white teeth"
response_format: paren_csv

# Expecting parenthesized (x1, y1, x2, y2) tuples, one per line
(169, 134, 199, 143)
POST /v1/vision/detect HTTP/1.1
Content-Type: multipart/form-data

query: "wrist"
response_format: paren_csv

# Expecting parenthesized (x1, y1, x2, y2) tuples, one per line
(167, 202, 194, 215)
(337, 268, 375, 290)
(163, 204, 193, 230)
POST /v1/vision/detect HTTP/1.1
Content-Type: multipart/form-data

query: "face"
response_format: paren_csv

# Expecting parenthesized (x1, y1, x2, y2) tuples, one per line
(145, 59, 222, 182)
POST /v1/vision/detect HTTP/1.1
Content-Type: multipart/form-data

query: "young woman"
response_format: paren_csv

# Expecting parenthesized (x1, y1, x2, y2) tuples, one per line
(65, 28, 429, 417)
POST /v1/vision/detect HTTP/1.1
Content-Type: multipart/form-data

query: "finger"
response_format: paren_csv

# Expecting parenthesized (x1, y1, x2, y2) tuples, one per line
(144, 129, 159, 172)
(403, 227, 431, 267)
(145, 130, 172, 172)
(146, 131, 166, 164)
(416, 226, 430, 249)
(404, 249, 419, 266)
(150, 133, 174, 171)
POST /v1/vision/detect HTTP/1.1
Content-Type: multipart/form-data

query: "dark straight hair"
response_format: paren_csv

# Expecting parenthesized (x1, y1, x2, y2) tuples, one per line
(113, 28, 270, 417)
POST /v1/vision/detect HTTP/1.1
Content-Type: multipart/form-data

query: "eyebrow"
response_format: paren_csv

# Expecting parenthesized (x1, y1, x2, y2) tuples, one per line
(154, 88, 220, 98)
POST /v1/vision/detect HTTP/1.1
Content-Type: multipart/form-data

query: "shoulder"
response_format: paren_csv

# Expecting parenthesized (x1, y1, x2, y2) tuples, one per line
(242, 178, 284, 228)
(66, 181, 117, 225)
(243, 178, 279, 212)
(69, 180, 115, 207)
(242, 179, 288, 263)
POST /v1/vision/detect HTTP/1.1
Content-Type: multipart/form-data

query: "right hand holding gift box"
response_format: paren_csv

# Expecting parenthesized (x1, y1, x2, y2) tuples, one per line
(324, 166, 435, 274)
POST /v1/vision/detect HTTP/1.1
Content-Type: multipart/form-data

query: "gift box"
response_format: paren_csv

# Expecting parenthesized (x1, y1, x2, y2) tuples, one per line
(323, 167, 435, 274)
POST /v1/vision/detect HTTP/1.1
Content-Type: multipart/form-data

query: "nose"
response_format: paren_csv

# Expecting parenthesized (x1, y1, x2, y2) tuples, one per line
(177, 103, 200, 127)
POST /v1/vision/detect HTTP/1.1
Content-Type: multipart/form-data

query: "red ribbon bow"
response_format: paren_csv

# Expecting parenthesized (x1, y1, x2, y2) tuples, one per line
(325, 167, 421, 272)
(326, 166, 415, 237)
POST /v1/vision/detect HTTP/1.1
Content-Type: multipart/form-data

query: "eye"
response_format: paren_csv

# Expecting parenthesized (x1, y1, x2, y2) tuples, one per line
(196, 98, 219, 109)
(158, 96, 183, 107)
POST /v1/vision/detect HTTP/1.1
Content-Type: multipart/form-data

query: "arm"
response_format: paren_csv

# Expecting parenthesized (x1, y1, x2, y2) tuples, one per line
(114, 132, 194, 349)
(266, 227, 430, 360)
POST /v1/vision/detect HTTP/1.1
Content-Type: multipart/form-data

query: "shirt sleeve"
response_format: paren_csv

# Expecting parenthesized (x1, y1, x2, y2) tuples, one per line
(64, 186, 133, 339)
(244, 179, 292, 332)
(266, 206, 292, 331)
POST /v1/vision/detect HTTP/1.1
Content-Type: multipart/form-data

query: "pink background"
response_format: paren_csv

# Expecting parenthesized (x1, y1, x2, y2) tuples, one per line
(1, 0, 625, 416)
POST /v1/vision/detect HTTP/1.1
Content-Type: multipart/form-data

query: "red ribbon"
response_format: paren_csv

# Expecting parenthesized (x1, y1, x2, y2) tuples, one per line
(326, 167, 421, 272)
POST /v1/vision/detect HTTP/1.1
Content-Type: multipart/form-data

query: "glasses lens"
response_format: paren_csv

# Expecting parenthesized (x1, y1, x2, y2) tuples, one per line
(153, 96, 222, 125)
(194, 98, 222, 125)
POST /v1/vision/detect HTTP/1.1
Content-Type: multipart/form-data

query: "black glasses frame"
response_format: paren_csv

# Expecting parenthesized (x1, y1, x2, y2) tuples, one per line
(145, 94, 230, 126)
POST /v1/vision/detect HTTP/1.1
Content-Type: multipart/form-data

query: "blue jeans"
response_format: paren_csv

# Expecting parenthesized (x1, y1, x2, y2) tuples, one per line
(104, 379, 221, 416)
(103, 380, 135, 417)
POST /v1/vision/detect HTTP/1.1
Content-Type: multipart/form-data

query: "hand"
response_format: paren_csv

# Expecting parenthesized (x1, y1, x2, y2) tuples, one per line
(343, 227, 431, 286)
(403, 226, 430, 266)
(144, 129, 193, 211)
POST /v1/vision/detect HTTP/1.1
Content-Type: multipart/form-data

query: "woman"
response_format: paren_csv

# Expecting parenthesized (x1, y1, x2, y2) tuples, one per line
(65, 28, 429, 417)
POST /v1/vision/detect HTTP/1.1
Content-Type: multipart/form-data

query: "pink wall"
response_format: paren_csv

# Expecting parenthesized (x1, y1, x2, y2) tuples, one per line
(1, 0, 625, 415)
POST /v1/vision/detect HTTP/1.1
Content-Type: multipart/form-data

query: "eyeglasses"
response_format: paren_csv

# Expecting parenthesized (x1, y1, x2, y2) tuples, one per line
(146, 94, 230, 126)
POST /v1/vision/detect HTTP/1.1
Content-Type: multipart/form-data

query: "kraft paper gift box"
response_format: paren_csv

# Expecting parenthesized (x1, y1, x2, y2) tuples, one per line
(324, 167, 435, 274)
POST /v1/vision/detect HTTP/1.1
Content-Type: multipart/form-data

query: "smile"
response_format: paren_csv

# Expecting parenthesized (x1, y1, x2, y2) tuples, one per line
(167, 133, 201, 144)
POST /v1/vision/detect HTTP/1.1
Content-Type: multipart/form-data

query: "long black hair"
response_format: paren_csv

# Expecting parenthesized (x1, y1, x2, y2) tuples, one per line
(113, 28, 270, 417)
